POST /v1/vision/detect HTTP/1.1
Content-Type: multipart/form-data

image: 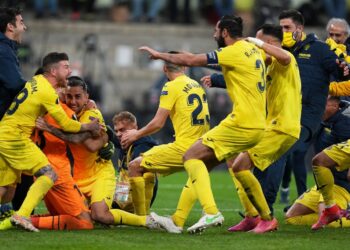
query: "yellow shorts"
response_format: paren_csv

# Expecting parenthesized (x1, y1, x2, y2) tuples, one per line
(0, 157, 21, 186)
(296, 185, 350, 212)
(0, 137, 49, 175)
(248, 130, 297, 171)
(324, 140, 350, 171)
(141, 142, 187, 175)
(202, 117, 264, 161)
(75, 165, 116, 208)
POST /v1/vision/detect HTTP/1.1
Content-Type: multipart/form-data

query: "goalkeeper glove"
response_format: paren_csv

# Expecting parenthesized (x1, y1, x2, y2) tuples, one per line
(99, 140, 115, 160)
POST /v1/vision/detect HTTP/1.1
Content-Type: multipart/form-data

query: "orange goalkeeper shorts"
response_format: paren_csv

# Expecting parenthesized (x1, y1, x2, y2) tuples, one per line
(44, 176, 89, 217)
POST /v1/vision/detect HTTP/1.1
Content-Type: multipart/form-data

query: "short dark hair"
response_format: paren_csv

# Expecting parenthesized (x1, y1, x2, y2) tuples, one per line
(219, 15, 243, 38)
(42, 52, 69, 73)
(34, 67, 44, 76)
(258, 24, 283, 42)
(279, 10, 304, 26)
(0, 7, 22, 33)
(165, 51, 184, 72)
(67, 76, 88, 93)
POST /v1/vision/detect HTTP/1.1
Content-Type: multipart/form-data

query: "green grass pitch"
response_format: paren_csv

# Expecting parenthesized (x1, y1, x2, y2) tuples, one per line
(0, 171, 349, 250)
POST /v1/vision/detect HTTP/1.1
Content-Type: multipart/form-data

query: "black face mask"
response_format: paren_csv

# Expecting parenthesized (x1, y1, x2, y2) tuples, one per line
(217, 35, 226, 48)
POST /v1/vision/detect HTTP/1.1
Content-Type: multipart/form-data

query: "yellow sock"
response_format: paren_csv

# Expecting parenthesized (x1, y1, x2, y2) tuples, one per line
(285, 214, 318, 225)
(17, 175, 53, 218)
(234, 170, 271, 220)
(184, 159, 218, 215)
(129, 177, 146, 215)
(172, 178, 197, 227)
(229, 168, 258, 217)
(328, 218, 350, 228)
(110, 209, 146, 226)
(143, 172, 155, 215)
(312, 166, 335, 206)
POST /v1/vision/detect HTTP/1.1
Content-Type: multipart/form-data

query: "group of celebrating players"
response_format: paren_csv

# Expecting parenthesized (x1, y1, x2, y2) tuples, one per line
(0, 6, 350, 234)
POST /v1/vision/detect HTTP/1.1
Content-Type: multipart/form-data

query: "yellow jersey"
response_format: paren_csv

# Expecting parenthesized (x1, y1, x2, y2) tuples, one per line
(329, 80, 350, 96)
(0, 74, 81, 140)
(266, 51, 302, 138)
(159, 74, 210, 149)
(207, 40, 266, 129)
(70, 108, 114, 180)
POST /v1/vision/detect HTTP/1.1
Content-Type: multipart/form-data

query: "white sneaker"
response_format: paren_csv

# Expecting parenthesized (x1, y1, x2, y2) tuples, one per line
(10, 213, 39, 232)
(187, 212, 224, 234)
(150, 212, 183, 234)
(145, 215, 162, 230)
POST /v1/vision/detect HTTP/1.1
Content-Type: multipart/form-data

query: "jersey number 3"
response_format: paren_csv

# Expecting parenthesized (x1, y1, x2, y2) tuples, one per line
(256, 59, 266, 93)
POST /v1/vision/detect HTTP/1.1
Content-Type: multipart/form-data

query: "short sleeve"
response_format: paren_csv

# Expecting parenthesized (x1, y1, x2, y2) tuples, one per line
(159, 82, 178, 111)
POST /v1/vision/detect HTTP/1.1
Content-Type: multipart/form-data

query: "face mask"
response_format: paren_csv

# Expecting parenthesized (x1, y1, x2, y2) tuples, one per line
(326, 37, 347, 55)
(282, 31, 297, 48)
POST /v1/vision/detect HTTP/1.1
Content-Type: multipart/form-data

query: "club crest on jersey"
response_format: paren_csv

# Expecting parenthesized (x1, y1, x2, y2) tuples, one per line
(298, 53, 311, 59)
(161, 91, 168, 96)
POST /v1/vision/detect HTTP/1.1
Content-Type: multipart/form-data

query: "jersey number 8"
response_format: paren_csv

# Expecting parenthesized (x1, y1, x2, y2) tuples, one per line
(7, 88, 29, 115)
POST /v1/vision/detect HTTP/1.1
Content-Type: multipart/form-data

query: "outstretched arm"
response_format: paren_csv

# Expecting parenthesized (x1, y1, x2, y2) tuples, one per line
(36, 116, 92, 143)
(246, 37, 291, 66)
(139, 46, 208, 67)
(121, 107, 170, 148)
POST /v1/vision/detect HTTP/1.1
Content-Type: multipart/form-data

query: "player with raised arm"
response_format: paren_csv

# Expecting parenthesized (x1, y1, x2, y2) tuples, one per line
(121, 51, 209, 232)
(37, 77, 161, 230)
(227, 24, 301, 233)
(28, 76, 94, 230)
(137, 15, 267, 234)
(0, 52, 100, 232)
(167, 24, 301, 234)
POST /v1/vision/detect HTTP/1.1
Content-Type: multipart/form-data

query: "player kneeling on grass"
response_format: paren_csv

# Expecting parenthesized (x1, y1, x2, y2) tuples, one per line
(311, 140, 350, 230)
(29, 75, 93, 230)
(36, 76, 160, 230)
(0, 52, 101, 232)
(285, 168, 350, 228)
